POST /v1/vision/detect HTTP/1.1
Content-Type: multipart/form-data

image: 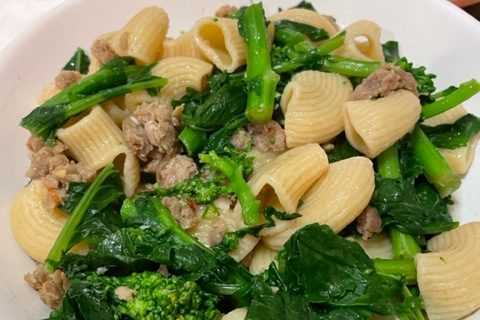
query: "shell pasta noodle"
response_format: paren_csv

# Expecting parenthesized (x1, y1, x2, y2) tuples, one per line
(344, 90, 422, 158)
(280, 71, 353, 147)
(193, 17, 246, 72)
(416, 223, 480, 320)
(162, 31, 207, 60)
(57, 107, 140, 196)
(334, 20, 385, 62)
(269, 8, 339, 36)
(263, 157, 375, 250)
(151, 57, 214, 103)
(249, 244, 277, 275)
(110, 6, 169, 64)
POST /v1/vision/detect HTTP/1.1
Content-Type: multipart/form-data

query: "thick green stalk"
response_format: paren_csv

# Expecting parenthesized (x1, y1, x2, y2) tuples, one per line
(316, 31, 346, 55)
(373, 258, 417, 284)
(240, 3, 280, 123)
(179, 127, 208, 156)
(411, 126, 460, 197)
(45, 164, 117, 272)
(422, 79, 480, 119)
(398, 286, 426, 320)
(377, 145, 401, 179)
(321, 55, 381, 77)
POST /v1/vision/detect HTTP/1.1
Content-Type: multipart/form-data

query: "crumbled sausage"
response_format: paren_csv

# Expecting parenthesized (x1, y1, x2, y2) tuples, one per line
(247, 120, 286, 153)
(123, 102, 177, 164)
(26, 136, 95, 205)
(356, 206, 383, 240)
(91, 38, 117, 65)
(162, 196, 200, 229)
(114, 286, 136, 301)
(351, 64, 418, 101)
(215, 5, 238, 17)
(25, 265, 69, 309)
(156, 155, 198, 188)
(230, 128, 252, 151)
(54, 70, 82, 90)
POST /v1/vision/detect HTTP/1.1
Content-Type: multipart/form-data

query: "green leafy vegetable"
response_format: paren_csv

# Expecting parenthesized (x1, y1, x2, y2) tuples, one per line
(373, 258, 417, 284)
(382, 41, 400, 63)
(325, 134, 361, 162)
(63, 48, 91, 74)
(179, 127, 208, 156)
(422, 114, 480, 149)
(200, 151, 260, 225)
(156, 176, 230, 204)
(292, 1, 316, 11)
(204, 115, 249, 154)
(238, 3, 280, 123)
(396, 57, 436, 99)
(274, 20, 329, 46)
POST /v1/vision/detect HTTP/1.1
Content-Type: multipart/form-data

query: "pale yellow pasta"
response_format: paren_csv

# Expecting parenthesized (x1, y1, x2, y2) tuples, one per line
(269, 8, 338, 36)
(422, 105, 467, 126)
(57, 107, 140, 196)
(162, 31, 207, 60)
(263, 157, 374, 250)
(102, 101, 129, 126)
(124, 91, 161, 112)
(222, 308, 247, 320)
(416, 223, 480, 320)
(439, 134, 480, 176)
(349, 234, 393, 259)
(249, 244, 278, 275)
(250, 143, 328, 213)
(280, 71, 353, 147)
(193, 17, 246, 72)
(344, 90, 421, 158)
(334, 20, 385, 62)
(10, 181, 86, 262)
(152, 57, 213, 102)
(110, 7, 169, 64)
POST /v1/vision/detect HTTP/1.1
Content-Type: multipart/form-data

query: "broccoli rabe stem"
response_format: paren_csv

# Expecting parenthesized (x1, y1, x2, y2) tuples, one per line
(422, 79, 480, 119)
(240, 3, 280, 123)
(373, 258, 416, 284)
(411, 126, 460, 197)
(45, 164, 118, 272)
(377, 146, 421, 259)
(200, 151, 260, 225)
(398, 286, 426, 320)
(321, 56, 381, 77)
(179, 127, 208, 156)
(316, 31, 346, 55)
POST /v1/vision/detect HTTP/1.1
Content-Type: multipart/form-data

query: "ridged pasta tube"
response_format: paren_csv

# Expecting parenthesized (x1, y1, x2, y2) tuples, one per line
(416, 223, 480, 320)
(57, 107, 140, 196)
(334, 20, 385, 62)
(162, 31, 207, 60)
(281, 71, 353, 147)
(193, 17, 246, 72)
(222, 308, 247, 320)
(263, 157, 375, 250)
(151, 57, 213, 102)
(344, 90, 421, 158)
(249, 244, 277, 275)
(110, 6, 169, 64)
(269, 8, 339, 36)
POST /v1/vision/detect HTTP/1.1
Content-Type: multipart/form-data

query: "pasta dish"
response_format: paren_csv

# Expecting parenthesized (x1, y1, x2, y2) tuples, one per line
(9, 2, 480, 319)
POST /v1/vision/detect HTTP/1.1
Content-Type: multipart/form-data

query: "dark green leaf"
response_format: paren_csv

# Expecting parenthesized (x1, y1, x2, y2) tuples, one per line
(396, 57, 436, 99)
(326, 134, 361, 162)
(422, 114, 480, 149)
(204, 115, 249, 153)
(63, 48, 91, 74)
(60, 182, 89, 213)
(274, 20, 329, 46)
(382, 41, 400, 63)
(292, 1, 316, 11)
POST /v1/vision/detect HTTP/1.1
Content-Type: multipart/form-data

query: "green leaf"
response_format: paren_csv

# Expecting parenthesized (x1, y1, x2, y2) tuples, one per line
(63, 48, 91, 74)
(274, 20, 329, 46)
(422, 114, 480, 149)
(292, 1, 316, 11)
(382, 41, 400, 63)
(326, 134, 361, 163)
(396, 57, 436, 99)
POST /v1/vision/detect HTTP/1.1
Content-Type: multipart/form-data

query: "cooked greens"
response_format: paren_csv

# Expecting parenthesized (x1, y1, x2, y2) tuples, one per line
(422, 114, 480, 149)
(63, 48, 91, 74)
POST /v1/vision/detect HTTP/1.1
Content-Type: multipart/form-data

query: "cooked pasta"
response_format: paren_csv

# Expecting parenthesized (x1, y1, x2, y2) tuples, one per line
(151, 57, 213, 103)
(249, 244, 277, 275)
(263, 157, 375, 250)
(222, 308, 247, 320)
(350, 234, 394, 259)
(344, 90, 421, 158)
(162, 31, 207, 60)
(193, 17, 246, 72)
(416, 222, 480, 320)
(422, 105, 467, 127)
(280, 70, 353, 147)
(110, 6, 169, 64)
(56, 107, 140, 196)
(269, 8, 338, 36)
(334, 20, 385, 62)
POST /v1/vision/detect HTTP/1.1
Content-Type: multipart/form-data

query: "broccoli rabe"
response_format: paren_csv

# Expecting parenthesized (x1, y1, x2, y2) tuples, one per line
(156, 176, 230, 204)
(50, 272, 221, 320)
(63, 48, 90, 74)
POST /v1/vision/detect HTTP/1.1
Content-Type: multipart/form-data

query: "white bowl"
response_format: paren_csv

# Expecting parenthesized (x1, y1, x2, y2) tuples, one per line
(0, 0, 479, 319)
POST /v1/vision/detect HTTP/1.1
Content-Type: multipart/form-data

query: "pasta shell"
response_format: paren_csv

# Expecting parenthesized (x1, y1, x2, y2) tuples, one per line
(162, 31, 207, 60)
(422, 105, 467, 126)
(344, 90, 421, 158)
(269, 8, 338, 36)
(416, 223, 480, 320)
(222, 308, 247, 320)
(281, 71, 353, 147)
(249, 244, 278, 275)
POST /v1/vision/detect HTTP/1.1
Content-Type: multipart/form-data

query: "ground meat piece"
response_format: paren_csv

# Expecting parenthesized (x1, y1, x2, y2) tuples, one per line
(156, 155, 198, 188)
(215, 5, 237, 17)
(25, 265, 69, 309)
(162, 196, 200, 229)
(247, 120, 286, 153)
(230, 128, 252, 151)
(123, 102, 177, 163)
(26, 136, 95, 204)
(171, 106, 184, 128)
(356, 206, 383, 240)
(115, 286, 136, 301)
(54, 70, 82, 90)
(351, 64, 418, 101)
(91, 38, 117, 65)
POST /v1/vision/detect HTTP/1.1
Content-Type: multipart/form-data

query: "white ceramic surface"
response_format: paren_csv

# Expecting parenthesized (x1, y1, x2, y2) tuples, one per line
(0, 0, 479, 319)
